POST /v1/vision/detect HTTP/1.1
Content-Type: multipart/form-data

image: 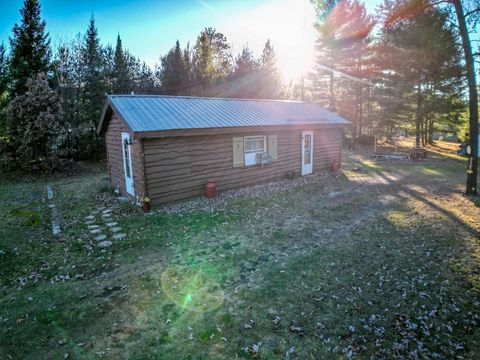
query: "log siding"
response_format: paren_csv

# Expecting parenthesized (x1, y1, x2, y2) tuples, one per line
(143, 127, 343, 206)
(105, 114, 145, 198)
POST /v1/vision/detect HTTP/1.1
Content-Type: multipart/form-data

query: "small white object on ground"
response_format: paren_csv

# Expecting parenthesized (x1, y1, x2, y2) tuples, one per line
(95, 235, 107, 241)
(47, 185, 61, 236)
(98, 241, 112, 248)
(113, 233, 126, 240)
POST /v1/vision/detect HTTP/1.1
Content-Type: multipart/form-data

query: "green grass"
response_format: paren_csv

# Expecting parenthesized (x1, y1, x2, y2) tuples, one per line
(0, 145, 479, 359)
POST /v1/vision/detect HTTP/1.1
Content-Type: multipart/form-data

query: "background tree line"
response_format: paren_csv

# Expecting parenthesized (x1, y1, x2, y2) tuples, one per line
(0, 0, 283, 170)
(0, 0, 477, 179)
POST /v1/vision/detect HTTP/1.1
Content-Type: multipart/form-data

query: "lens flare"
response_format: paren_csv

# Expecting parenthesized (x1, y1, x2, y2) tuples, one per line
(161, 266, 224, 313)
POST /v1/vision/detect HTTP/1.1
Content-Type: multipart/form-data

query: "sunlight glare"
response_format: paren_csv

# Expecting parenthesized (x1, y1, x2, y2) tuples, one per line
(221, 0, 317, 81)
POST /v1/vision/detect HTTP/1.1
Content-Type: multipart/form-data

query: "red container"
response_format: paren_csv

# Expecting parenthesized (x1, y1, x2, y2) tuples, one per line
(331, 159, 340, 172)
(205, 179, 216, 198)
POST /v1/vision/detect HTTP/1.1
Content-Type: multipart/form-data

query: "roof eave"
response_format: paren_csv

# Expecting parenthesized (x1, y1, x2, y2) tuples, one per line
(97, 97, 136, 135)
(133, 122, 348, 139)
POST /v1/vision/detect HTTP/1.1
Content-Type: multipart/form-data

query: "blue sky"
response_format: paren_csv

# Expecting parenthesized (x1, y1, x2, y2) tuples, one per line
(0, 0, 383, 79)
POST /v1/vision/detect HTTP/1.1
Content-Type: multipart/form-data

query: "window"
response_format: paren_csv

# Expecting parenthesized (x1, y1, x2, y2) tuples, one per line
(244, 135, 266, 166)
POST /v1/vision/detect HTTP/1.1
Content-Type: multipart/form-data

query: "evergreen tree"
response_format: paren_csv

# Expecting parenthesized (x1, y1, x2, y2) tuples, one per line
(81, 15, 105, 157)
(113, 34, 130, 93)
(182, 43, 193, 94)
(8, 0, 50, 97)
(375, 0, 464, 145)
(133, 61, 157, 94)
(256, 39, 282, 99)
(311, 0, 375, 126)
(233, 45, 258, 78)
(0, 43, 9, 133)
(229, 45, 259, 98)
(0, 43, 7, 94)
(193, 28, 232, 92)
(159, 40, 187, 95)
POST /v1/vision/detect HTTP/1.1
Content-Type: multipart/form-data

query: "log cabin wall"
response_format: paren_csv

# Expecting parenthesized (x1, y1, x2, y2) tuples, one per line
(143, 126, 343, 206)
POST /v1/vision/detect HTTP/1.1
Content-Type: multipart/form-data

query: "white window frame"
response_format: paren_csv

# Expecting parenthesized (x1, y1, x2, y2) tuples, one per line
(244, 135, 266, 166)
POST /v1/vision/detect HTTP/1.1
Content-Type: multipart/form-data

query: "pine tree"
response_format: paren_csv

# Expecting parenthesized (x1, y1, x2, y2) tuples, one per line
(375, 0, 464, 145)
(311, 0, 374, 126)
(256, 40, 282, 99)
(8, 0, 50, 97)
(229, 45, 259, 98)
(159, 40, 187, 95)
(80, 15, 105, 157)
(82, 16, 104, 120)
(193, 28, 232, 92)
(0, 43, 9, 133)
(233, 45, 258, 78)
(182, 43, 193, 94)
(0, 43, 7, 94)
(113, 34, 130, 94)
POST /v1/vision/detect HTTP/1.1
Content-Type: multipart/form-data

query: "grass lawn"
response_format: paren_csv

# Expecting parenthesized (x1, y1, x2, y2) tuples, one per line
(1, 141, 479, 359)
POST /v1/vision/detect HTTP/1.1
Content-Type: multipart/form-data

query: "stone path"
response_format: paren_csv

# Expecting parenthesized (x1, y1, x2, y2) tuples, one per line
(83, 206, 127, 251)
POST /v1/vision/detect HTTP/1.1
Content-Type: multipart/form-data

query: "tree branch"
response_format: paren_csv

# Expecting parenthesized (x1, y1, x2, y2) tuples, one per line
(465, 7, 480, 18)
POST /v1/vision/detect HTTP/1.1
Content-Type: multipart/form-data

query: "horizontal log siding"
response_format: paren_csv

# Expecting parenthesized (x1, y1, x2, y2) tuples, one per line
(144, 126, 343, 206)
(105, 115, 144, 198)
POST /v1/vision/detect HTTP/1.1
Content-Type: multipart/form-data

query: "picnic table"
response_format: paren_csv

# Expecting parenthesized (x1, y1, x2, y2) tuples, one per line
(410, 148, 427, 162)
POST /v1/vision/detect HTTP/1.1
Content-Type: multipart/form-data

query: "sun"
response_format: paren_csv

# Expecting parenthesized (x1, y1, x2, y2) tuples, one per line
(220, 0, 318, 81)
(262, 0, 318, 80)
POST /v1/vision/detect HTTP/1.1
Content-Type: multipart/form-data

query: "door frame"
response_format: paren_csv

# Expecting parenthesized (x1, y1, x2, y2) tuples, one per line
(121, 132, 134, 195)
(301, 130, 314, 176)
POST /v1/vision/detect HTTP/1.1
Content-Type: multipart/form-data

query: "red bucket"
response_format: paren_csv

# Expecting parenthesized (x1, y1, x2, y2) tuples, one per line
(330, 159, 340, 172)
(205, 179, 216, 198)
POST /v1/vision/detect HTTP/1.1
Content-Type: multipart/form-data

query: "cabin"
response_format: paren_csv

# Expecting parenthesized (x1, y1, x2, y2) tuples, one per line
(97, 95, 349, 207)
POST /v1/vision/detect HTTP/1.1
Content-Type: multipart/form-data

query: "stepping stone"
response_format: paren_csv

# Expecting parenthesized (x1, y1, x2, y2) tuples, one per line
(113, 233, 126, 240)
(85, 215, 95, 220)
(110, 227, 122, 233)
(88, 225, 100, 229)
(98, 241, 112, 248)
(90, 229, 102, 234)
(102, 213, 112, 218)
(106, 222, 117, 227)
(95, 235, 107, 241)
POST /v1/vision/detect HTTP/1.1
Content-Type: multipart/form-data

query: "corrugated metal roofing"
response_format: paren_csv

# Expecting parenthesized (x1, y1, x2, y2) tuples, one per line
(104, 95, 349, 133)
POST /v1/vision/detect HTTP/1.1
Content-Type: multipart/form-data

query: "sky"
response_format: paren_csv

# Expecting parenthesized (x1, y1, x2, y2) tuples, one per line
(0, 0, 383, 80)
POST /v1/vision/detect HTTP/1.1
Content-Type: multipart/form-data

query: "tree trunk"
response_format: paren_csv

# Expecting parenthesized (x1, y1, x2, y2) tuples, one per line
(416, 84, 422, 148)
(428, 117, 434, 145)
(452, 0, 478, 195)
(329, 66, 336, 112)
(420, 117, 425, 147)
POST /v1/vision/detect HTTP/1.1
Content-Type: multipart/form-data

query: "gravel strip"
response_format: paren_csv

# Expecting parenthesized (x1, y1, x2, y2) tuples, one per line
(155, 171, 331, 215)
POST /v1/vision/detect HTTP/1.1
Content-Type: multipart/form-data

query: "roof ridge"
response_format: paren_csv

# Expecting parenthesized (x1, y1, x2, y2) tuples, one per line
(107, 94, 306, 104)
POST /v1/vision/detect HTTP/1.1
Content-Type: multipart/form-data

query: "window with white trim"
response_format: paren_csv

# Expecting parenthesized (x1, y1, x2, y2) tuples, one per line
(244, 135, 266, 166)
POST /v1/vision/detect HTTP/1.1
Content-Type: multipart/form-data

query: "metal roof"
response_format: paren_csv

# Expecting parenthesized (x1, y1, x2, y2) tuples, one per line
(99, 95, 349, 134)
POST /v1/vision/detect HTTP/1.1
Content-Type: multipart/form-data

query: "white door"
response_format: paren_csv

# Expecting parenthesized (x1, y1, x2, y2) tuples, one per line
(121, 132, 134, 195)
(301, 130, 314, 175)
